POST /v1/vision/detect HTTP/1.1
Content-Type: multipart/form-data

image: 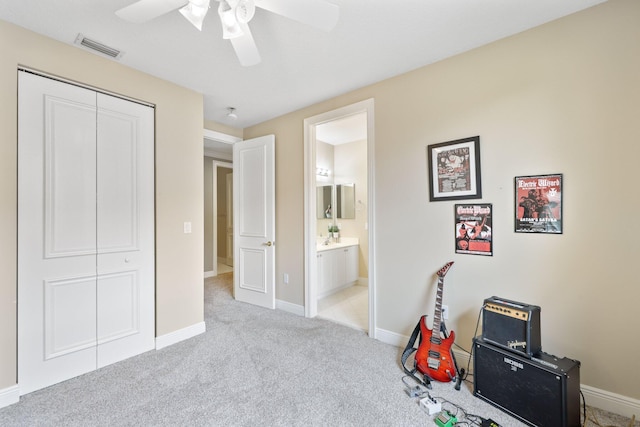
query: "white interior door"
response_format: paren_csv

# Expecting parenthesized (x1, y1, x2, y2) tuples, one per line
(233, 135, 275, 309)
(18, 71, 154, 394)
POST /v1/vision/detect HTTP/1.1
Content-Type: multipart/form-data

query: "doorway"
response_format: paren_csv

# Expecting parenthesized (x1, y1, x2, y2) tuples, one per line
(204, 129, 240, 278)
(213, 161, 233, 275)
(304, 99, 376, 337)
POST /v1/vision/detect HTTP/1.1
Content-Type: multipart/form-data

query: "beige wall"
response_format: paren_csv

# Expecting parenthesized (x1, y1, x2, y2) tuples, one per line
(245, 0, 640, 400)
(0, 21, 204, 389)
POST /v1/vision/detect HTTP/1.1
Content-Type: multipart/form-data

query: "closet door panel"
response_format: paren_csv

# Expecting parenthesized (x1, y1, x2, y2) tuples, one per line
(96, 93, 155, 368)
(18, 71, 98, 395)
(44, 276, 97, 359)
(44, 96, 98, 258)
(96, 106, 138, 252)
(97, 271, 139, 343)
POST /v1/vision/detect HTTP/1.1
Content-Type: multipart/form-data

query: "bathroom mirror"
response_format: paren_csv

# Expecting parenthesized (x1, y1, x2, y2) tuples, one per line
(317, 185, 333, 219)
(336, 183, 355, 219)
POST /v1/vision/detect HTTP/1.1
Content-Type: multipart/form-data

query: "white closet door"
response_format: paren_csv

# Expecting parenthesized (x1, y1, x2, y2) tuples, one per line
(18, 72, 155, 394)
(95, 93, 155, 368)
(18, 72, 99, 394)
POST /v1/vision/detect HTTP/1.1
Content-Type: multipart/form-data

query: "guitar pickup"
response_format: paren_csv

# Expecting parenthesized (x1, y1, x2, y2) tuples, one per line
(427, 357, 440, 370)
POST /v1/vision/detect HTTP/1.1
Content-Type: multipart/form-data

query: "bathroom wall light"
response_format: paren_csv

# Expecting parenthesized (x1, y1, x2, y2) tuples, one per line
(316, 167, 330, 177)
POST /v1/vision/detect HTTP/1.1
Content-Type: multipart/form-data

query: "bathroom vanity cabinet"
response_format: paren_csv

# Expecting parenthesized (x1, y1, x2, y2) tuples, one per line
(317, 244, 359, 298)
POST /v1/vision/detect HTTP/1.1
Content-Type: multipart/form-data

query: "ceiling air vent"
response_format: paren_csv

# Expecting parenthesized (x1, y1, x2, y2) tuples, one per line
(74, 34, 124, 59)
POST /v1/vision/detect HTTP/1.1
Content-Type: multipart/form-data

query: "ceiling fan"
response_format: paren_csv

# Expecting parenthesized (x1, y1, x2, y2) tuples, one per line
(115, 0, 339, 66)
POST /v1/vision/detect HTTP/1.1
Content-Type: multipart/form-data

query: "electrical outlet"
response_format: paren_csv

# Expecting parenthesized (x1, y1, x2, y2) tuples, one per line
(442, 305, 449, 320)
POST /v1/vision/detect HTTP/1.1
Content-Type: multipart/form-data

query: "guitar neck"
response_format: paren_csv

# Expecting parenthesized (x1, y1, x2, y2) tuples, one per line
(432, 276, 444, 335)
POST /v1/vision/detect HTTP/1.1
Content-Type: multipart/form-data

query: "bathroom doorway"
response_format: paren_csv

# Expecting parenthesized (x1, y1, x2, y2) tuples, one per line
(303, 99, 376, 337)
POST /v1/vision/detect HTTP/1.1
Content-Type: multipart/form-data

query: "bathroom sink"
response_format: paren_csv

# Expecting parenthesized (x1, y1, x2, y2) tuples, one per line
(316, 237, 359, 252)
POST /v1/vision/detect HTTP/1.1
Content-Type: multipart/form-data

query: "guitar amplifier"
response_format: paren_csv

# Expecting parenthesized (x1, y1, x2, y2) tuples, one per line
(482, 296, 541, 357)
(473, 337, 581, 427)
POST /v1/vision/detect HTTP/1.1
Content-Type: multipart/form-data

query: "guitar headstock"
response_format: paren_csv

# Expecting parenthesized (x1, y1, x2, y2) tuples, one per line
(437, 261, 454, 278)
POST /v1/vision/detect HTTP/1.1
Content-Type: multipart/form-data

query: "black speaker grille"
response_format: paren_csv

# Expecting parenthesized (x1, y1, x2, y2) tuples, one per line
(473, 338, 580, 427)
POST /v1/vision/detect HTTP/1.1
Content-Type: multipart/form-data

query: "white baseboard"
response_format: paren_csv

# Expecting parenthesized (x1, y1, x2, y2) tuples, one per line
(155, 321, 206, 350)
(581, 385, 640, 419)
(276, 299, 304, 316)
(376, 327, 639, 419)
(0, 385, 19, 409)
(204, 271, 215, 278)
(375, 326, 405, 347)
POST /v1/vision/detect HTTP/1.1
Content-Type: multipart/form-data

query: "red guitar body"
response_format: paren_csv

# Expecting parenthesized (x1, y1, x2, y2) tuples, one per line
(415, 315, 457, 383)
(414, 261, 457, 383)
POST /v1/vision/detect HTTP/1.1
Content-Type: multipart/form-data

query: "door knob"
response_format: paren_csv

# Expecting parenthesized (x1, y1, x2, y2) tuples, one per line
(264, 241, 273, 246)
(125, 258, 130, 263)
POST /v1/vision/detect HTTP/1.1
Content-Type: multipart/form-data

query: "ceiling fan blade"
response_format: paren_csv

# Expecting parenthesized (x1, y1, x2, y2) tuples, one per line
(116, 0, 188, 23)
(229, 23, 261, 66)
(255, 0, 339, 32)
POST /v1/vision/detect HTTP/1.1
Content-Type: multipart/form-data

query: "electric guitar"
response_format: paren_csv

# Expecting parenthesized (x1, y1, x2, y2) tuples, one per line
(415, 261, 457, 383)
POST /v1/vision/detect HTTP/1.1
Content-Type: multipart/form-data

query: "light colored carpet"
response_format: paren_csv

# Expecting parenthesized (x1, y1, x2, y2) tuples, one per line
(0, 273, 636, 426)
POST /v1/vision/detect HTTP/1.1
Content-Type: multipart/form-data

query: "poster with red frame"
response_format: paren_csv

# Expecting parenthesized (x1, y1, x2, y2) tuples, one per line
(454, 203, 492, 256)
(514, 174, 563, 234)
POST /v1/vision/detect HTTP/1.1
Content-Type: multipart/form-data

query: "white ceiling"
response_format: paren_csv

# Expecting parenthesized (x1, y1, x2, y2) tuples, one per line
(0, 0, 605, 129)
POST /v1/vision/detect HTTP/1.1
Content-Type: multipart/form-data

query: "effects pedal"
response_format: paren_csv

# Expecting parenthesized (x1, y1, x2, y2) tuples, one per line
(419, 395, 441, 415)
(434, 410, 457, 427)
(481, 419, 501, 427)
(405, 385, 427, 398)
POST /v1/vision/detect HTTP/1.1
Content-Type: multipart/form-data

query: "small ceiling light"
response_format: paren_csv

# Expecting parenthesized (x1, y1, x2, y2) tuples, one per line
(179, 0, 211, 31)
(227, 107, 238, 120)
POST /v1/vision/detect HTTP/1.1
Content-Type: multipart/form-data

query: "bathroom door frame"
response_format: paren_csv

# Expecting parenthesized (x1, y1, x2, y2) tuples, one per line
(303, 99, 376, 338)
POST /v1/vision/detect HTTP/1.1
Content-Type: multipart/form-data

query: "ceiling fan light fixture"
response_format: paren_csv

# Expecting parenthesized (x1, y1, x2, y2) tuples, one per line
(235, 0, 256, 24)
(179, 0, 211, 31)
(218, 1, 244, 39)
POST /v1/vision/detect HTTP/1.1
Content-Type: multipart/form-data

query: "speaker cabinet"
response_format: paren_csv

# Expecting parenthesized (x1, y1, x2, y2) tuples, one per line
(482, 296, 541, 357)
(473, 337, 581, 427)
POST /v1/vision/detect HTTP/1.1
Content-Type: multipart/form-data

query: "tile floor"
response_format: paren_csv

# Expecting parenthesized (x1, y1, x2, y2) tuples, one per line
(318, 285, 368, 332)
(217, 260, 233, 275)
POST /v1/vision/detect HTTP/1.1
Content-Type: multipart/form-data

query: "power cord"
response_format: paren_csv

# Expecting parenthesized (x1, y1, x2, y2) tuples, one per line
(454, 304, 485, 387)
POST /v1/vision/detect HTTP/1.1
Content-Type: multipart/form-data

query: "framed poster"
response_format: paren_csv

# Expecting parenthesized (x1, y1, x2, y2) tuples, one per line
(455, 203, 492, 256)
(514, 174, 563, 234)
(428, 136, 482, 201)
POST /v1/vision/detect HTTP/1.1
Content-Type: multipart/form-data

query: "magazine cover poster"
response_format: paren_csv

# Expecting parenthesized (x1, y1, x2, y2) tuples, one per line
(455, 204, 492, 256)
(515, 174, 563, 234)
